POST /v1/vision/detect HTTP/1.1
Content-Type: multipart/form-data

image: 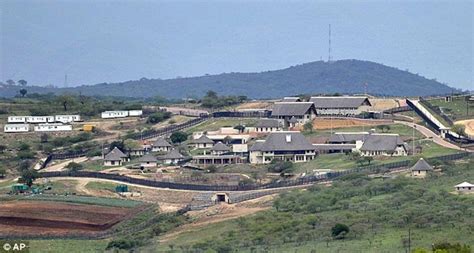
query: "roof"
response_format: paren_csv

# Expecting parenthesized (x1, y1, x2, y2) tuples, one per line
(153, 137, 172, 147)
(138, 154, 157, 162)
(360, 134, 405, 152)
(328, 132, 369, 143)
(191, 135, 214, 144)
(309, 96, 371, 109)
(282, 97, 301, 102)
(455, 182, 474, 188)
(410, 158, 433, 171)
(5, 124, 29, 128)
(250, 132, 315, 152)
(159, 149, 185, 160)
(313, 144, 356, 151)
(271, 102, 315, 117)
(212, 142, 231, 151)
(104, 147, 127, 161)
(255, 119, 281, 128)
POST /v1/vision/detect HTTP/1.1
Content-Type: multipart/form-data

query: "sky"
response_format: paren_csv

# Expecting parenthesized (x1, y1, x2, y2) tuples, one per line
(0, 0, 473, 90)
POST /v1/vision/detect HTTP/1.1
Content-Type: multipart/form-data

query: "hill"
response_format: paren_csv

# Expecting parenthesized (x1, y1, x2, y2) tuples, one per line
(0, 60, 456, 98)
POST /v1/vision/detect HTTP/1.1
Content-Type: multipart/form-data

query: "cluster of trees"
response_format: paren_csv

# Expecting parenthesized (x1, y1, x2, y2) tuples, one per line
(200, 90, 247, 108)
(347, 152, 374, 166)
(267, 160, 294, 175)
(146, 111, 171, 124)
(3, 79, 27, 86)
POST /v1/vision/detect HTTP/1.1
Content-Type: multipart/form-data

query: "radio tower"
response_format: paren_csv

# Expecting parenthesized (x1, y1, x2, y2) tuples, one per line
(328, 24, 332, 63)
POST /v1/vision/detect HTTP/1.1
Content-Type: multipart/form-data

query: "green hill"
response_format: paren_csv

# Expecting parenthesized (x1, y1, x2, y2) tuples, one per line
(0, 59, 456, 98)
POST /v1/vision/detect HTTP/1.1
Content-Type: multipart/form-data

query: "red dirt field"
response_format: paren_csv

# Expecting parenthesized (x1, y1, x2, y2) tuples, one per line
(0, 200, 141, 237)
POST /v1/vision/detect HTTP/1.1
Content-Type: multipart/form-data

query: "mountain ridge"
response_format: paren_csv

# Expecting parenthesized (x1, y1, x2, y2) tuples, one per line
(0, 59, 457, 98)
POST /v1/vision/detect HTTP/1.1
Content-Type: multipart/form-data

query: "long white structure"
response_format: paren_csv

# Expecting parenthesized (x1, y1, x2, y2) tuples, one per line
(4, 124, 30, 133)
(55, 115, 81, 123)
(128, 110, 143, 117)
(7, 116, 28, 123)
(8, 115, 81, 123)
(34, 123, 73, 132)
(101, 111, 129, 119)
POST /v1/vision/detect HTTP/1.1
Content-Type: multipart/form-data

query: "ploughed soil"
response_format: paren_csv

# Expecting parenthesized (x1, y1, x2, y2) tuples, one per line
(0, 200, 139, 237)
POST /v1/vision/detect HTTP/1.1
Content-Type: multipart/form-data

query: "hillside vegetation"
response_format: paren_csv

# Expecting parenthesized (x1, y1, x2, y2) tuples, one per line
(157, 158, 473, 253)
(0, 60, 455, 98)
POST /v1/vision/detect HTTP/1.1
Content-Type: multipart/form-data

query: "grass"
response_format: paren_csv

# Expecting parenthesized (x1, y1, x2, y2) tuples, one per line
(304, 123, 424, 140)
(427, 96, 473, 121)
(185, 118, 258, 133)
(85, 181, 119, 192)
(0, 194, 142, 208)
(29, 240, 109, 253)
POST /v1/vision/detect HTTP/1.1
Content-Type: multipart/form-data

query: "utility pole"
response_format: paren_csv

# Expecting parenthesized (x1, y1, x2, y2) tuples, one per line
(408, 228, 412, 253)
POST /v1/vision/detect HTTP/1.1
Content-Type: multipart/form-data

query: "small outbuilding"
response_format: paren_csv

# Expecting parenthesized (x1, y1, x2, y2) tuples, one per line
(191, 135, 214, 149)
(152, 137, 172, 152)
(138, 154, 158, 168)
(158, 149, 185, 165)
(410, 158, 433, 178)
(454, 182, 474, 194)
(104, 147, 129, 166)
(211, 142, 231, 155)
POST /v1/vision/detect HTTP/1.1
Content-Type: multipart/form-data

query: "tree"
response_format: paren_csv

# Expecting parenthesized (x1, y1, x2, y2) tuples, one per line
(234, 125, 245, 133)
(6, 79, 15, 85)
(65, 162, 83, 172)
(376, 125, 391, 133)
(124, 139, 141, 150)
(170, 131, 188, 144)
(57, 95, 75, 111)
(268, 160, 294, 174)
(20, 169, 39, 187)
(18, 79, 27, 86)
(109, 140, 125, 151)
(18, 142, 30, 151)
(432, 242, 471, 253)
(363, 156, 374, 165)
(19, 89, 27, 97)
(451, 124, 466, 137)
(0, 145, 6, 153)
(303, 122, 313, 133)
(331, 223, 350, 239)
(147, 111, 172, 124)
(40, 133, 49, 143)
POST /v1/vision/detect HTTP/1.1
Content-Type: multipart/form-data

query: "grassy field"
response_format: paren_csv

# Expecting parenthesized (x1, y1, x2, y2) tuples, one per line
(185, 118, 258, 133)
(0, 194, 143, 208)
(85, 181, 119, 192)
(304, 123, 424, 140)
(29, 240, 109, 253)
(427, 96, 473, 121)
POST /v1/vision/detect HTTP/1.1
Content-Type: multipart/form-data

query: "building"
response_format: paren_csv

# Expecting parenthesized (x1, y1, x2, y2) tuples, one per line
(454, 182, 474, 194)
(359, 134, 408, 156)
(313, 144, 356, 154)
(255, 119, 283, 133)
(192, 155, 244, 165)
(152, 137, 172, 152)
(27, 116, 55, 123)
(55, 115, 81, 123)
(328, 132, 370, 144)
(158, 149, 185, 165)
(138, 154, 158, 168)
(271, 102, 317, 128)
(101, 111, 129, 119)
(104, 147, 129, 166)
(249, 131, 316, 164)
(211, 142, 231, 155)
(4, 124, 30, 133)
(309, 96, 371, 116)
(190, 135, 214, 149)
(282, 97, 302, 102)
(8, 116, 28, 123)
(128, 148, 146, 157)
(128, 110, 143, 117)
(34, 123, 73, 132)
(410, 158, 433, 178)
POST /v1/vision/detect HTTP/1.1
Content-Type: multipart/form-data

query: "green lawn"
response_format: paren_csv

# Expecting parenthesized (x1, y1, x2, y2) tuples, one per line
(85, 181, 119, 192)
(0, 194, 143, 208)
(427, 96, 473, 121)
(29, 240, 109, 253)
(304, 123, 424, 140)
(185, 118, 258, 133)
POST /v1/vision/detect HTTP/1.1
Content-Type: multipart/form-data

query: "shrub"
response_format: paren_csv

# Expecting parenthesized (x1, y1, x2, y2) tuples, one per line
(268, 160, 294, 174)
(331, 223, 350, 239)
(147, 111, 172, 124)
(170, 131, 188, 144)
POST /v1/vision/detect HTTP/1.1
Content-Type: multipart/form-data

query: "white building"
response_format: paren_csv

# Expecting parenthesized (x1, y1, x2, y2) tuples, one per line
(128, 110, 143, 117)
(4, 124, 30, 133)
(27, 116, 55, 123)
(101, 111, 129, 119)
(55, 115, 81, 123)
(34, 123, 73, 132)
(454, 182, 474, 194)
(8, 116, 28, 123)
(309, 96, 372, 116)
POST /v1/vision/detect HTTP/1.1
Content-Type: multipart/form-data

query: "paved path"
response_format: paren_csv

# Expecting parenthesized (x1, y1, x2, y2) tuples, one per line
(395, 120, 469, 152)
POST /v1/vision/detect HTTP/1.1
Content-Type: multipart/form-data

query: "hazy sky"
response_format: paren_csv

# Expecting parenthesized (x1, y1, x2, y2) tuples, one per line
(1, 0, 473, 89)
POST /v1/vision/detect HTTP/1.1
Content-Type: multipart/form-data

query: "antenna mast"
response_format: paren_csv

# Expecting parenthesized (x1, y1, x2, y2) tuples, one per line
(328, 24, 332, 62)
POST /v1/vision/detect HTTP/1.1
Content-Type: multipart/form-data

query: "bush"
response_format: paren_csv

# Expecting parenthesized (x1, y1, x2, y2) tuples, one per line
(331, 223, 350, 239)
(65, 162, 83, 172)
(170, 131, 188, 144)
(268, 160, 294, 174)
(147, 111, 172, 124)
(106, 239, 142, 250)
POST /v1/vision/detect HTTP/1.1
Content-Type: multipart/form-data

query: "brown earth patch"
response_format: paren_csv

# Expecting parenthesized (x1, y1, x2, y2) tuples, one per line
(0, 200, 139, 237)
(311, 118, 391, 130)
